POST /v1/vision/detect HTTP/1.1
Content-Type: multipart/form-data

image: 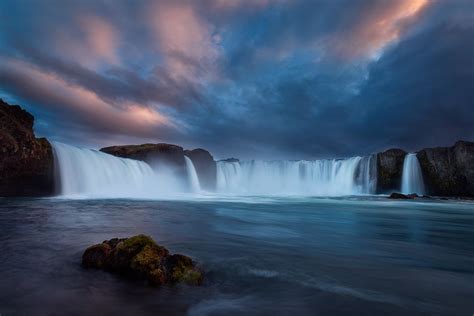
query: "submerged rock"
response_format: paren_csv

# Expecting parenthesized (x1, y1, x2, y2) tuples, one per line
(0, 99, 54, 196)
(82, 235, 203, 286)
(388, 192, 419, 199)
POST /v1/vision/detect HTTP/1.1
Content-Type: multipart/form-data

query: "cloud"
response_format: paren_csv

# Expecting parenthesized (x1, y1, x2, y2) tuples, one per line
(0, 0, 472, 158)
(0, 57, 178, 142)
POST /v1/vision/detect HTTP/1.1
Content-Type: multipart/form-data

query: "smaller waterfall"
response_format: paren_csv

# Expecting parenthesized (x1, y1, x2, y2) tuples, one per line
(401, 153, 425, 195)
(184, 156, 201, 193)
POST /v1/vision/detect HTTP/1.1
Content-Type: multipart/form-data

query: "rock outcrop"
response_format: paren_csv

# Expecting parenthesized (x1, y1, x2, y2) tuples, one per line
(376, 148, 407, 194)
(100, 143, 187, 177)
(417, 141, 474, 197)
(82, 235, 203, 286)
(0, 99, 54, 196)
(184, 148, 216, 191)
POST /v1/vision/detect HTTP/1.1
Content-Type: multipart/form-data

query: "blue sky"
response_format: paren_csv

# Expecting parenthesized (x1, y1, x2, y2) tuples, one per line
(0, 0, 473, 159)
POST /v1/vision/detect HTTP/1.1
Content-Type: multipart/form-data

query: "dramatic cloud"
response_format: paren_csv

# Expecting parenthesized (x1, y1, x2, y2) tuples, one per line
(0, 0, 472, 158)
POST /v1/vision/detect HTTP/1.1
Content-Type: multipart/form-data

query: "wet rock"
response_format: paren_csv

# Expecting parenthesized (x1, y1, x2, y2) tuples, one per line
(388, 192, 419, 199)
(417, 141, 474, 197)
(376, 148, 407, 194)
(82, 235, 203, 286)
(0, 99, 54, 196)
(184, 148, 216, 191)
(219, 158, 239, 163)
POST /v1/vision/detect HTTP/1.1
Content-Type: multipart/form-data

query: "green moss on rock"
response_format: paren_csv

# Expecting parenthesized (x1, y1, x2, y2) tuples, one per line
(82, 235, 203, 287)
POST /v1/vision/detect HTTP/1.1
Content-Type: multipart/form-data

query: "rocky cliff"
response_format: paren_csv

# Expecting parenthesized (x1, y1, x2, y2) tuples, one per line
(184, 148, 216, 191)
(0, 99, 54, 196)
(417, 141, 474, 197)
(376, 148, 407, 194)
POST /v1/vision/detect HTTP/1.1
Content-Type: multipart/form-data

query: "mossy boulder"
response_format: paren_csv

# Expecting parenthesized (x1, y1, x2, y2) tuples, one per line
(82, 235, 203, 286)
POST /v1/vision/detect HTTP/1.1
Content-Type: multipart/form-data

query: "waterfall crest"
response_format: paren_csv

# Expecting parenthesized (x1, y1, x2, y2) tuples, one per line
(216, 155, 377, 196)
(401, 153, 425, 195)
(184, 156, 201, 193)
(52, 142, 158, 198)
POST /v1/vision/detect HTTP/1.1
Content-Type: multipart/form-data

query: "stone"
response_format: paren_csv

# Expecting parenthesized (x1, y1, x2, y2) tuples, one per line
(82, 235, 203, 286)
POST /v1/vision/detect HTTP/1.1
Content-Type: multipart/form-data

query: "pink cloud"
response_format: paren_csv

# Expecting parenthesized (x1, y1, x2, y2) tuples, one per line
(148, 2, 221, 81)
(0, 57, 175, 138)
(55, 15, 120, 68)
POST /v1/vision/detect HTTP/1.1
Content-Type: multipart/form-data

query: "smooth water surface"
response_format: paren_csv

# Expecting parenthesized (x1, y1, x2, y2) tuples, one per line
(1, 196, 473, 315)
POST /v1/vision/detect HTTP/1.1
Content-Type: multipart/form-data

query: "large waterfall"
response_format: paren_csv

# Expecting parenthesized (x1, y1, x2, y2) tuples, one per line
(216, 155, 377, 196)
(401, 153, 425, 195)
(53, 142, 379, 198)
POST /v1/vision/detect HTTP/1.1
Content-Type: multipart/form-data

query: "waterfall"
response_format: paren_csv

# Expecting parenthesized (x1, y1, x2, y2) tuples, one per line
(401, 153, 425, 195)
(52, 142, 158, 198)
(184, 156, 201, 193)
(216, 156, 377, 196)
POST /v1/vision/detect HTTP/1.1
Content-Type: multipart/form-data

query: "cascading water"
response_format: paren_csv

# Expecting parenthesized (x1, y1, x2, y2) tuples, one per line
(216, 155, 378, 196)
(184, 156, 201, 193)
(52, 142, 158, 198)
(401, 153, 425, 195)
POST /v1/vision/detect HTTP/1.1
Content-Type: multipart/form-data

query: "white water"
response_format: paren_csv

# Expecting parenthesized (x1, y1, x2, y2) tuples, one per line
(401, 153, 425, 195)
(52, 142, 202, 198)
(52, 142, 158, 198)
(53, 142, 379, 198)
(185, 156, 201, 193)
(216, 155, 377, 196)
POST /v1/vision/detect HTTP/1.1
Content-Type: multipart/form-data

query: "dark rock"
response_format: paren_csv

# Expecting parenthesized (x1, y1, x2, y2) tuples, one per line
(100, 143, 187, 178)
(219, 158, 239, 163)
(82, 235, 203, 286)
(184, 148, 216, 191)
(376, 148, 407, 194)
(417, 141, 474, 197)
(388, 192, 419, 199)
(0, 99, 54, 196)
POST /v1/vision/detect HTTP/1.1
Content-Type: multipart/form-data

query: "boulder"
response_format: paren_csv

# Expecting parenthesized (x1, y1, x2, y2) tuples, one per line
(417, 141, 474, 197)
(184, 148, 216, 191)
(82, 235, 203, 286)
(376, 148, 407, 194)
(0, 99, 54, 196)
(100, 143, 187, 177)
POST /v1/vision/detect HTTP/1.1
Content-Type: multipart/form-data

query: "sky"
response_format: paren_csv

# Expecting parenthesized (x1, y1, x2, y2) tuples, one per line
(0, 0, 473, 159)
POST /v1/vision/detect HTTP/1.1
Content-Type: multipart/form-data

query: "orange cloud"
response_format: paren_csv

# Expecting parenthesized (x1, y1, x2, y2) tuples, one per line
(328, 0, 429, 60)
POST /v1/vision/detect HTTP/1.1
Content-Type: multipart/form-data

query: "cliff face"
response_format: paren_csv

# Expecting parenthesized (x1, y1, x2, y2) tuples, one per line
(184, 148, 216, 191)
(0, 99, 54, 196)
(376, 148, 407, 194)
(417, 141, 474, 197)
(100, 143, 187, 177)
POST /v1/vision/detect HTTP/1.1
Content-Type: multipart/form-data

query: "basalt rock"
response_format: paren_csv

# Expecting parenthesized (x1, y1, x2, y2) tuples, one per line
(0, 99, 54, 196)
(100, 143, 187, 177)
(376, 148, 407, 194)
(184, 148, 216, 191)
(417, 141, 474, 197)
(388, 192, 419, 199)
(82, 235, 203, 286)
